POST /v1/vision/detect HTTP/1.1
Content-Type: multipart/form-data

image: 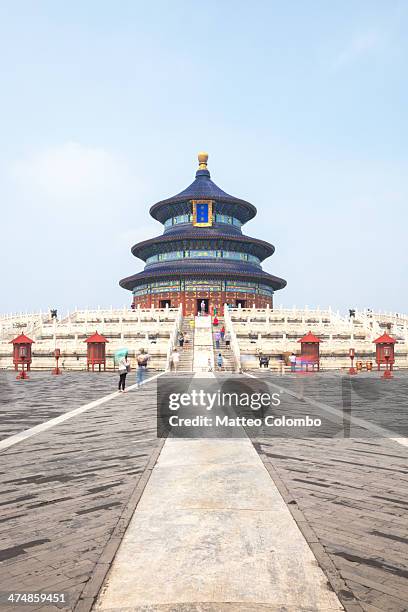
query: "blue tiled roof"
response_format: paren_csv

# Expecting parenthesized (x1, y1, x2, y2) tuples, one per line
(150, 168, 257, 224)
(119, 260, 287, 292)
(130, 231, 275, 261)
(174, 169, 235, 200)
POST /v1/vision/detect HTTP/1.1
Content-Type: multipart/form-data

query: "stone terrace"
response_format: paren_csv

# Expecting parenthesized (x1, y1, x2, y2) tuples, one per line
(224, 306, 408, 370)
(0, 306, 182, 372)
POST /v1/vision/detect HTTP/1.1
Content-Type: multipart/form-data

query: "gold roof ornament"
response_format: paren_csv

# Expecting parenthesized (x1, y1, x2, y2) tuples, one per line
(197, 151, 208, 170)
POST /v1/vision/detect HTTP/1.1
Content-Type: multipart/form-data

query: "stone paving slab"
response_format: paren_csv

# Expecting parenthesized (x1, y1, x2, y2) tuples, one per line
(95, 434, 342, 611)
(250, 371, 408, 612)
(0, 372, 121, 441)
(0, 374, 163, 612)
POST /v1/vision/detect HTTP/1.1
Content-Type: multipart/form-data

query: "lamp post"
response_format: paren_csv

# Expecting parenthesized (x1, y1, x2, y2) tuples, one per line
(17, 346, 29, 380)
(383, 346, 392, 379)
(349, 348, 356, 375)
(52, 348, 61, 375)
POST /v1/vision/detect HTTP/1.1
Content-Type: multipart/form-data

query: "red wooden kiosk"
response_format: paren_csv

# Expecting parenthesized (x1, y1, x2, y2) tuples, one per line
(298, 331, 321, 372)
(84, 331, 108, 372)
(10, 333, 34, 379)
(373, 332, 396, 377)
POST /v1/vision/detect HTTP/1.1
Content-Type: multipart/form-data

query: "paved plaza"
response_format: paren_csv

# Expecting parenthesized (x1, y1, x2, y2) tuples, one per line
(250, 372, 408, 612)
(0, 370, 407, 611)
(0, 372, 163, 612)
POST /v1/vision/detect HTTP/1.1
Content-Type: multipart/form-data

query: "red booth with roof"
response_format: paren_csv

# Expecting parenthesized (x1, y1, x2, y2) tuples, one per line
(373, 332, 396, 372)
(10, 333, 34, 372)
(84, 331, 108, 372)
(298, 331, 321, 371)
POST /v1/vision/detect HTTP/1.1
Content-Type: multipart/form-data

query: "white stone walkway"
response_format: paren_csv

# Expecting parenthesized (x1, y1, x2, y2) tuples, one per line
(95, 433, 343, 610)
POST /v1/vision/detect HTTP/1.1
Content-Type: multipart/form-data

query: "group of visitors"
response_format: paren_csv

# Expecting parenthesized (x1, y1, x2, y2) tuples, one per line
(214, 326, 231, 349)
(213, 320, 231, 371)
(256, 352, 297, 371)
(117, 348, 150, 393)
(258, 353, 270, 368)
(169, 328, 190, 371)
(178, 330, 190, 347)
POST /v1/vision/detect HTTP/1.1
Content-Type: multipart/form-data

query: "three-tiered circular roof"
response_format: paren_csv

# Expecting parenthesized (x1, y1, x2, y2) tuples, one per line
(119, 153, 286, 293)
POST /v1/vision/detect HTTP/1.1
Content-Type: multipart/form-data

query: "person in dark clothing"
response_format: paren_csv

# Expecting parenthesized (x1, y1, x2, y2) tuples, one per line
(259, 354, 270, 368)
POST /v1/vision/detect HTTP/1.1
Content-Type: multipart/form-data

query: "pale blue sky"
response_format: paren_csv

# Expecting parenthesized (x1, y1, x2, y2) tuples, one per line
(1, 1, 407, 314)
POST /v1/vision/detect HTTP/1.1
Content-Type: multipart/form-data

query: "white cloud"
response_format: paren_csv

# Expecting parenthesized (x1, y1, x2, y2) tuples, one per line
(10, 142, 142, 213)
(332, 30, 383, 69)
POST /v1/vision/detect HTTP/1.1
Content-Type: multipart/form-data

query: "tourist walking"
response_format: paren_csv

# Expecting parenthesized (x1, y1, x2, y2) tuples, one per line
(213, 315, 219, 326)
(217, 353, 223, 370)
(118, 352, 129, 393)
(200, 300, 206, 315)
(136, 348, 150, 387)
(220, 325, 225, 340)
(215, 330, 221, 349)
(178, 331, 184, 347)
(171, 348, 180, 372)
(224, 331, 231, 348)
(289, 353, 297, 372)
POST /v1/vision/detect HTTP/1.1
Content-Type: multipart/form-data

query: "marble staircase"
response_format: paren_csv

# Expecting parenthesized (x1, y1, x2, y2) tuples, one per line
(212, 318, 236, 372)
(177, 316, 194, 372)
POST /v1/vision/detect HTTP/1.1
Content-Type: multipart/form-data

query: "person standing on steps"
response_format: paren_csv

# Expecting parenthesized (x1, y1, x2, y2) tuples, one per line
(136, 348, 150, 387)
(215, 330, 221, 349)
(118, 352, 130, 393)
(220, 325, 225, 341)
(217, 353, 223, 370)
(224, 331, 231, 348)
(200, 299, 206, 315)
(178, 331, 184, 348)
(171, 348, 180, 372)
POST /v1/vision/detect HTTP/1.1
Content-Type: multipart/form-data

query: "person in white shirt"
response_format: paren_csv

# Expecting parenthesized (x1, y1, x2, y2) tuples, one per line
(289, 353, 297, 372)
(171, 348, 180, 372)
(118, 353, 129, 392)
(136, 348, 150, 387)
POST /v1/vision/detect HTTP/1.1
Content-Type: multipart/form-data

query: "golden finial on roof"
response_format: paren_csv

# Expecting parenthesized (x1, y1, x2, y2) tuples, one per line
(198, 151, 208, 170)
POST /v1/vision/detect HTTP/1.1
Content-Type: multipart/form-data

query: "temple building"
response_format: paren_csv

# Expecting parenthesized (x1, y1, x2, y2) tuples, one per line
(119, 153, 286, 315)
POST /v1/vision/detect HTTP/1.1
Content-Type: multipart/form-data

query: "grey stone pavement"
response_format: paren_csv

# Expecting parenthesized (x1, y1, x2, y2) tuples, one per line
(0, 370, 407, 611)
(0, 372, 122, 441)
(246, 371, 408, 612)
(0, 371, 163, 612)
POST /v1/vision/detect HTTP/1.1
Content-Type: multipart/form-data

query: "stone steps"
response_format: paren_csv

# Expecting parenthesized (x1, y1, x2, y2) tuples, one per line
(212, 317, 236, 372)
(175, 316, 194, 372)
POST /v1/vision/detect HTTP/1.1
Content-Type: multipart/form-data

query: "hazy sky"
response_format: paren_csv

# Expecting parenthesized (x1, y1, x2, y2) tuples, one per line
(1, 1, 407, 315)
